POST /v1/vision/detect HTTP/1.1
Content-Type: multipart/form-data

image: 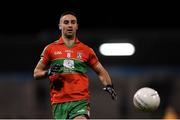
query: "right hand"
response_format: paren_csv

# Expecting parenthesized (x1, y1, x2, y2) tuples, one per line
(46, 64, 62, 76)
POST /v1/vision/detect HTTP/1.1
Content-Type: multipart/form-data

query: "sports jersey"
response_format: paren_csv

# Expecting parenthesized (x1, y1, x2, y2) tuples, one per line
(41, 37, 98, 104)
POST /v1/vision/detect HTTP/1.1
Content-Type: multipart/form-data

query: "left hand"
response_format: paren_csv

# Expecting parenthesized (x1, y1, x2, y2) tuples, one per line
(46, 64, 63, 76)
(103, 85, 117, 100)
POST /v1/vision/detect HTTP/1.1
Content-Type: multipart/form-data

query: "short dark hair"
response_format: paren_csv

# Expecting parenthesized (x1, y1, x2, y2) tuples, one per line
(60, 11, 77, 19)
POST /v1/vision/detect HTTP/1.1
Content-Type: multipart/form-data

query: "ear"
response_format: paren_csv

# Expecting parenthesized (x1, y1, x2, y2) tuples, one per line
(59, 24, 61, 30)
(76, 24, 78, 30)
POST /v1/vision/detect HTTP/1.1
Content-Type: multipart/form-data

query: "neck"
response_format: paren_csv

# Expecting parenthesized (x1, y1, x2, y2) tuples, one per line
(62, 35, 76, 47)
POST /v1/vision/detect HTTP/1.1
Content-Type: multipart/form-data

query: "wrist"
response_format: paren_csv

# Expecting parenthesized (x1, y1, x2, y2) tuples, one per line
(106, 84, 113, 88)
(45, 69, 51, 76)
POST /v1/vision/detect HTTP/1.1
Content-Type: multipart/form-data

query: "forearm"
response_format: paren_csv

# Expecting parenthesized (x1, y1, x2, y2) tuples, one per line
(98, 69, 112, 86)
(34, 69, 48, 80)
(92, 62, 112, 86)
(92, 62, 117, 100)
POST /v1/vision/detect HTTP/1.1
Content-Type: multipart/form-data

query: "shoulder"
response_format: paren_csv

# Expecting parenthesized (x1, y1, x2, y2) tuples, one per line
(48, 40, 59, 46)
(78, 42, 96, 55)
(79, 42, 94, 51)
(44, 40, 59, 50)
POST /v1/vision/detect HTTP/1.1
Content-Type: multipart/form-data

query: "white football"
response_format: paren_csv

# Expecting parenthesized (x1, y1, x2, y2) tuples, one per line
(133, 87, 160, 112)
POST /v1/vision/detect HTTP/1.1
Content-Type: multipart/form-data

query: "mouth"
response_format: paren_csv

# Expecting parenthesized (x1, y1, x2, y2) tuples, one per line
(67, 29, 73, 34)
(67, 29, 73, 32)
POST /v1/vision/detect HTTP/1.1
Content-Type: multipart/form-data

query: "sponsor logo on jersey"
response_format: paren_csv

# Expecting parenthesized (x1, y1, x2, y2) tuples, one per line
(65, 50, 73, 53)
(54, 51, 62, 55)
(77, 109, 85, 113)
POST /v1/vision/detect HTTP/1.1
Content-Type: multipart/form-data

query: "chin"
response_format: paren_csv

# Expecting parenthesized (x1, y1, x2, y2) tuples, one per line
(66, 35, 74, 39)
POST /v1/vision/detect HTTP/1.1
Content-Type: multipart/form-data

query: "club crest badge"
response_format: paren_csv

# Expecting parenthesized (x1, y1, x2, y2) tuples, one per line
(77, 52, 82, 60)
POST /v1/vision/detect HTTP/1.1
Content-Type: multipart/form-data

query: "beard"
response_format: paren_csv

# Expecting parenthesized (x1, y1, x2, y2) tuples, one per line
(66, 34, 74, 39)
(65, 32, 75, 39)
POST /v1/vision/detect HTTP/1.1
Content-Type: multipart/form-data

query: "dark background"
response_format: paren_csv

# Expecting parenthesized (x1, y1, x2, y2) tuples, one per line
(1, 1, 180, 70)
(0, 1, 180, 119)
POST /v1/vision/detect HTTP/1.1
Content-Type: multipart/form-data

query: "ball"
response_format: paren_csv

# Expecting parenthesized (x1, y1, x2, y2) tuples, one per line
(133, 87, 160, 112)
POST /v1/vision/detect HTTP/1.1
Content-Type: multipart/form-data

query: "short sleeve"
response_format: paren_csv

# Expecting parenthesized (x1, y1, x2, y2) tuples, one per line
(88, 48, 99, 66)
(40, 45, 51, 65)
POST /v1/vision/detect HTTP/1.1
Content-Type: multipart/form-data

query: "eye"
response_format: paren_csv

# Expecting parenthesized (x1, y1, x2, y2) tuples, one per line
(71, 20, 76, 24)
(64, 20, 69, 24)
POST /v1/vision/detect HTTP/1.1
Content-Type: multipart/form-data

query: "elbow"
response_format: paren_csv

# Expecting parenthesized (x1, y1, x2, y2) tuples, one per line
(33, 71, 38, 80)
(33, 69, 41, 80)
(33, 69, 47, 80)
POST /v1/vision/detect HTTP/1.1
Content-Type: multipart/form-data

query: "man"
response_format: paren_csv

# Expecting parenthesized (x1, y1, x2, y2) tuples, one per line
(33, 11, 117, 119)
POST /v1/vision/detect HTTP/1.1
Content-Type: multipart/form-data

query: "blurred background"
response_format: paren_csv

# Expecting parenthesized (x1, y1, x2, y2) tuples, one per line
(0, 1, 180, 119)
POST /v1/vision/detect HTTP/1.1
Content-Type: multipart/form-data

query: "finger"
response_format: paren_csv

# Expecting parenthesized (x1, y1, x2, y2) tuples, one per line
(111, 91, 117, 99)
(112, 94, 117, 100)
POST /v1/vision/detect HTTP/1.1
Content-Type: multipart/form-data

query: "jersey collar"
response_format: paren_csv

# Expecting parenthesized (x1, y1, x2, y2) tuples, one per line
(58, 37, 80, 45)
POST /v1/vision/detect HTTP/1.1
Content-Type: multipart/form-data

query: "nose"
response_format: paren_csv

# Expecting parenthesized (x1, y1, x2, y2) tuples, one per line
(68, 23, 73, 27)
(67, 24, 73, 29)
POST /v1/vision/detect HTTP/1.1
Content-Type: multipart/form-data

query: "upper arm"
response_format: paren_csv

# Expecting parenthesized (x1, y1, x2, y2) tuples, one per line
(33, 45, 51, 79)
(33, 57, 49, 79)
(34, 58, 48, 72)
(88, 48, 99, 66)
(35, 45, 51, 72)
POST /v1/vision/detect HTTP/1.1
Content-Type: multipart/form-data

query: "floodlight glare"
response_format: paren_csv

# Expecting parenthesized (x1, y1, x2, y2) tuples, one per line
(99, 43, 135, 56)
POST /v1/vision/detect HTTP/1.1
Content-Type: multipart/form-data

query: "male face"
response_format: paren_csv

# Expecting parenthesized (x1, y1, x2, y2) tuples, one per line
(59, 14, 78, 39)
